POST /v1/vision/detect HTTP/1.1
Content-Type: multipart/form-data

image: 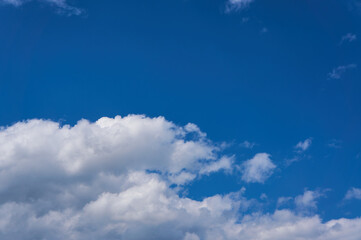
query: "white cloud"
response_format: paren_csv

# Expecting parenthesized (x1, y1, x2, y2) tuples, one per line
(340, 33, 357, 44)
(295, 138, 312, 152)
(225, 0, 254, 13)
(345, 188, 361, 200)
(240, 153, 276, 183)
(328, 64, 357, 80)
(0, 0, 83, 15)
(1, 115, 361, 239)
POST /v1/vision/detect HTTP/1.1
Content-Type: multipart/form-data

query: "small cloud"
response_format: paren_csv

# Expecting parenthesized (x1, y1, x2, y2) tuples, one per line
(295, 138, 312, 152)
(240, 141, 256, 149)
(327, 139, 343, 149)
(260, 27, 268, 34)
(328, 64, 357, 80)
(340, 33, 357, 44)
(260, 193, 268, 200)
(240, 153, 276, 183)
(225, 0, 254, 13)
(168, 172, 196, 185)
(295, 190, 322, 209)
(348, 0, 361, 14)
(284, 156, 300, 166)
(199, 156, 234, 175)
(345, 187, 361, 200)
(277, 196, 293, 207)
(0, 0, 83, 16)
(184, 233, 200, 240)
(0, 0, 24, 7)
(242, 17, 250, 23)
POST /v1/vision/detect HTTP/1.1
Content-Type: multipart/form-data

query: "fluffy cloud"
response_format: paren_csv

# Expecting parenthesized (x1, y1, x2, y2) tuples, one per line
(225, 0, 254, 13)
(0, 0, 82, 15)
(345, 187, 361, 200)
(1, 115, 361, 239)
(328, 64, 357, 80)
(240, 153, 276, 183)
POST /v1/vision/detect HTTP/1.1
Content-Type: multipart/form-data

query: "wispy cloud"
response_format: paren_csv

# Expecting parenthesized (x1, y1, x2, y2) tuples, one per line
(277, 196, 293, 207)
(240, 140, 256, 149)
(225, 0, 254, 13)
(340, 33, 357, 44)
(0, 0, 83, 16)
(327, 139, 343, 149)
(295, 138, 312, 153)
(328, 64, 357, 80)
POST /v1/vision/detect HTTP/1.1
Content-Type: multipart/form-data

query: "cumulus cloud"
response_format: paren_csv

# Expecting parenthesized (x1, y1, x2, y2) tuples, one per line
(1, 115, 361, 239)
(345, 187, 361, 200)
(240, 153, 276, 183)
(328, 64, 357, 80)
(225, 0, 254, 13)
(295, 138, 312, 152)
(0, 0, 83, 15)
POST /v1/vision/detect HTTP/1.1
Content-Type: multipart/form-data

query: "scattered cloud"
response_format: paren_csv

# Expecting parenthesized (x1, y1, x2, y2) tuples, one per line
(0, 0, 83, 15)
(345, 187, 361, 200)
(240, 153, 276, 183)
(295, 138, 312, 152)
(240, 140, 256, 149)
(328, 64, 357, 80)
(225, 0, 254, 13)
(340, 33, 357, 44)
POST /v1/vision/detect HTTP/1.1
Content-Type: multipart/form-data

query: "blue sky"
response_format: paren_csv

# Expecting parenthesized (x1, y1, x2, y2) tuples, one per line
(0, 0, 361, 239)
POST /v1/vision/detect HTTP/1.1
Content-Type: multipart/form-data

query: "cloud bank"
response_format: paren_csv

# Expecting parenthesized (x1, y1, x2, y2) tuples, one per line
(0, 115, 361, 239)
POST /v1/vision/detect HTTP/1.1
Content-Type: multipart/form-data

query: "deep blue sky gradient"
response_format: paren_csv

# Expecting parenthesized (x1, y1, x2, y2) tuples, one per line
(0, 0, 361, 221)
